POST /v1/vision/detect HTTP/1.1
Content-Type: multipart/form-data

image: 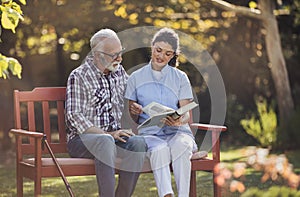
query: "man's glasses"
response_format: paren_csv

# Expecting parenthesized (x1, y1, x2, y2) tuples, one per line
(96, 48, 126, 60)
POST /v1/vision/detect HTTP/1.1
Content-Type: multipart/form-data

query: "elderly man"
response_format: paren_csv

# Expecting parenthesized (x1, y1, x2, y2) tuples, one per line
(65, 28, 146, 197)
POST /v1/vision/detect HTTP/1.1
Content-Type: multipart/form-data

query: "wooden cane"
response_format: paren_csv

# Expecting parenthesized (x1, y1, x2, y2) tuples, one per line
(42, 135, 75, 197)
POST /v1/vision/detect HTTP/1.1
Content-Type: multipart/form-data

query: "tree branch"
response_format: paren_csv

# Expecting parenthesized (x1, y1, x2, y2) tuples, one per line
(211, 0, 263, 20)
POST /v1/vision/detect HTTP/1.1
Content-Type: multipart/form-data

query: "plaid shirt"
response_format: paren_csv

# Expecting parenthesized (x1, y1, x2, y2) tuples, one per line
(65, 55, 128, 141)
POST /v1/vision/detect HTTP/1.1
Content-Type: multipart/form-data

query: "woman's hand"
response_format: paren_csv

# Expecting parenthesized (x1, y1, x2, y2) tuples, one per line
(130, 102, 143, 115)
(162, 116, 182, 127)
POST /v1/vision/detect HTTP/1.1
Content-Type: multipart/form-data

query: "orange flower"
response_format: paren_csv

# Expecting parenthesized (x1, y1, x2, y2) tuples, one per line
(261, 173, 270, 183)
(230, 180, 245, 193)
(214, 175, 225, 186)
(222, 168, 232, 179)
(288, 173, 300, 189)
(233, 163, 246, 178)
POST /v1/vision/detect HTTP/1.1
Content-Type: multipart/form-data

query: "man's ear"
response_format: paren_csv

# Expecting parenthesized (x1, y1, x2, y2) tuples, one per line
(94, 52, 103, 63)
(98, 53, 108, 65)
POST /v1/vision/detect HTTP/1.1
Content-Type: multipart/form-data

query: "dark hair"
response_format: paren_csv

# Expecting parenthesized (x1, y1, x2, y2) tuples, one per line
(151, 28, 180, 67)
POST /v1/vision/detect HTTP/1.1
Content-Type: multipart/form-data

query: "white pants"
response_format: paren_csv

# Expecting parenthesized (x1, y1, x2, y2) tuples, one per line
(145, 133, 195, 197)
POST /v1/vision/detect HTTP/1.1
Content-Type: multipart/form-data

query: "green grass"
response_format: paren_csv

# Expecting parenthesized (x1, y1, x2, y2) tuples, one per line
(0, 167, 216, 197)
(0, 147, 299, 197)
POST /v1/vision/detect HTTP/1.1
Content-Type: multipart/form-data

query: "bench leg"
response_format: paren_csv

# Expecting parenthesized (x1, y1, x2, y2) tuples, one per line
(213, 173, 221, 197)
(16, 173, 23, 197)
(34, 177, 42, 196)
(189, 171, 196, 197)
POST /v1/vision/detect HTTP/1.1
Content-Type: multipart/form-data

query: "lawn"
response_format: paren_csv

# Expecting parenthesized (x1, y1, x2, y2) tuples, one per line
(0, 146, 299, 197)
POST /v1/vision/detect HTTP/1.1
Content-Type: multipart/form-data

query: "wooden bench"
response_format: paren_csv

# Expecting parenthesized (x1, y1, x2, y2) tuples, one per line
(10, 87, 227, 197)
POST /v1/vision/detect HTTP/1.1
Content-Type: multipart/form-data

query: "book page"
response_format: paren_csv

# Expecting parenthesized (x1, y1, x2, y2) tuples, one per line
(138, 101, 199, 129)
(142, 102, 174, 117)
(137, 111, 172, 129)
(176, 102, 199, 116)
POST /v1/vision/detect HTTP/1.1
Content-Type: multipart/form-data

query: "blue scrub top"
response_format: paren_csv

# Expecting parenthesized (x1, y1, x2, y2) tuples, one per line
(125, 62, 194, 136)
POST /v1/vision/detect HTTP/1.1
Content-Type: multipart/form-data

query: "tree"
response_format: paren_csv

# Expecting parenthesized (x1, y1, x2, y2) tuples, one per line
(1, 0, 298, 148)
(101, 0, 297, 146)
(0, 0, 25, 79)
(211, 0, 294, 128)
(4, 0, 133, 85)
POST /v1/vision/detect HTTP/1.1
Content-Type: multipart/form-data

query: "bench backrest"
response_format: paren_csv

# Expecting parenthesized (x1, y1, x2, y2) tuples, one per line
(13, 87, 199, 155)
(13, 87, 67, 154)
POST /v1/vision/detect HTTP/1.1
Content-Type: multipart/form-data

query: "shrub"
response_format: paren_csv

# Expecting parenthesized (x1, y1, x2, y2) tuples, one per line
(240, 98, 277, 148)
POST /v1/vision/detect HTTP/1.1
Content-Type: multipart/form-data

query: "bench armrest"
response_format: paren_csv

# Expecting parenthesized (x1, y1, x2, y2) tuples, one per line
(10, 129, 44, 139)
(190, 123, 227, 132)
(10, 129, 44, 166)
(190, 123, 227, 161)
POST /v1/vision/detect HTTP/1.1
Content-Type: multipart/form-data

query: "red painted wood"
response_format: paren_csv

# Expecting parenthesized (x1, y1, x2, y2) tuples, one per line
(10, 87, 227, 197)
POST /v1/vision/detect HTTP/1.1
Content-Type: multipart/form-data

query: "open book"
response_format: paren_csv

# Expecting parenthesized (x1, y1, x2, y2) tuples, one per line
(137, 101, 198, 129)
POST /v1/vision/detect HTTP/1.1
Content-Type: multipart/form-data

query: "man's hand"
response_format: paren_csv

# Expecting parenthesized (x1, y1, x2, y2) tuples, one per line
(110, 129, 135, 143)
(85, 127, 135, 142)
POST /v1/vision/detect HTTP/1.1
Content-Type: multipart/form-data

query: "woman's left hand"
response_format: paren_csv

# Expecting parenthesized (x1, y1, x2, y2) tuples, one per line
(162, 116, 182, 126)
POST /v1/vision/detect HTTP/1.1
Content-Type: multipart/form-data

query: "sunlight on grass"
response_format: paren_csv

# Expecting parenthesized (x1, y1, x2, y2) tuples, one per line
(1, 147, 299, 197)
(149, 187, 157, 191)
(221, 147, 247, 162)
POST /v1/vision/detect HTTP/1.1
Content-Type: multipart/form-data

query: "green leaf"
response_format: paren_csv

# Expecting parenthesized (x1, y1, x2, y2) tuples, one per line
(240, 98, 277, 147)
(19, 0, 26, 5)
(1, 0, 12, 4)
(0, 55, 9, 79)
(8, 57, 22, 78)
(249, 1, 257, 9)
(0, 54, 9, 71)
(1, 6, 21, 33)
(11, 2, 24, 16)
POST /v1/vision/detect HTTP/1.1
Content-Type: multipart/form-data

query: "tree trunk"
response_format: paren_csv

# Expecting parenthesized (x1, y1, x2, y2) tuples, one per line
(259, 0, 294, 126)
(211, 0, 295, 126)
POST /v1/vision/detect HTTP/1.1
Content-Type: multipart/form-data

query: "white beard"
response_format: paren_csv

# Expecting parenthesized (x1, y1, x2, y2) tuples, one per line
(106, 61, 120, 72)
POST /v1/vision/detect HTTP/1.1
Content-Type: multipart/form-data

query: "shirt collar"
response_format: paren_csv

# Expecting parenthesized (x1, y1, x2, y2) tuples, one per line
(161, 63, 170, 74)
(149, 60, 170, 75)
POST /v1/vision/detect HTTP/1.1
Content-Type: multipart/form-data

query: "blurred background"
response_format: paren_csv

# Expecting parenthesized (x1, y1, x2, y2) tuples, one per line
(0, 0, 299, 154)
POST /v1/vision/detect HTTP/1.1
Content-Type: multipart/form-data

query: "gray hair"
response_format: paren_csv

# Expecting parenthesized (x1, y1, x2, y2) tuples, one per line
(90, 28, 120, 50)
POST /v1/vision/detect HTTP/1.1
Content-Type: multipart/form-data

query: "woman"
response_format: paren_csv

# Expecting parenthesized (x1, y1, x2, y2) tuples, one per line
(125, 28, 197, 197)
